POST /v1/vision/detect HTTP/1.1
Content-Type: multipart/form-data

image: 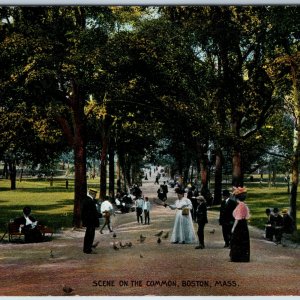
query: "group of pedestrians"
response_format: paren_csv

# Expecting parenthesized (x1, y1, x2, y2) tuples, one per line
(163, 186, 250, 262)
(265, 206, 295, 244)
(81, 177, 294, 264)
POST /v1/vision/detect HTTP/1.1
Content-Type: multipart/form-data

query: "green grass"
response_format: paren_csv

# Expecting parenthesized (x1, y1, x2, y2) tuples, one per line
(0, 178, 101, 233)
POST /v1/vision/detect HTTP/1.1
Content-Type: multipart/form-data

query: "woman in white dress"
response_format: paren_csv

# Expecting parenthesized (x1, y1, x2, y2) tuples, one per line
(165, 188, 197, 244)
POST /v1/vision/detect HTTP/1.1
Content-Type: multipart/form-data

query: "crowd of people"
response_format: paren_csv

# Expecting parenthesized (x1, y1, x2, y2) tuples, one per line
(80, 166, 297, 263)
(14, 165, 295, 264)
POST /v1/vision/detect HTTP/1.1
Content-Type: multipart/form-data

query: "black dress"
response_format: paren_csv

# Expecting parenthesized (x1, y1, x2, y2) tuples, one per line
(230, 219, 250, 262)
(230, 202, 250, 262)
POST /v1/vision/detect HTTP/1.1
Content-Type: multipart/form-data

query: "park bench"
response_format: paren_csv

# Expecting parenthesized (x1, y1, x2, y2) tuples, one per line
(8, 222, 25, 242)
(7, 221, 54, 242)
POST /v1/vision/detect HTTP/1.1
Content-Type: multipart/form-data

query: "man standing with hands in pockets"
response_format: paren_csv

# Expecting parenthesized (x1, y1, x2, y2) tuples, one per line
(219, 189, 237, 248)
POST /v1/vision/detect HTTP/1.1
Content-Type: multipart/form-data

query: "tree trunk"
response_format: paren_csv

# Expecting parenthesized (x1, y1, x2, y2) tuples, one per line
(73, 137, 87, 227)
(214, 148, 223, 205)
(290, 63, 299, 225)
(109, 142, 115, 198)
(56, 82, 87, 228)
(72, 104, 87, 228)
(100, 130, 109, 200)
(232, 146, 243, 187)
(8, 160, 16, 190)
(196, 139, 210, 201)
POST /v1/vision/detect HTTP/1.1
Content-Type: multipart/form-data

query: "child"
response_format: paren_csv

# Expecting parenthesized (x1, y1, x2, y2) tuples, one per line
(143, 197, 151, 225)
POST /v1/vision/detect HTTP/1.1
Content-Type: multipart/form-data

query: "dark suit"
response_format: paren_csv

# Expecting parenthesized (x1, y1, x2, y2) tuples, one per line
(14, 215, 42, 243)
(196, 201, 208, 247)
(219, 198, 237, 247)
(81, 195, 100, 253)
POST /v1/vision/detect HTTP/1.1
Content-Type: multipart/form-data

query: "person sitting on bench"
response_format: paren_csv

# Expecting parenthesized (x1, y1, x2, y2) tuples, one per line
(14, 206, 43, 243)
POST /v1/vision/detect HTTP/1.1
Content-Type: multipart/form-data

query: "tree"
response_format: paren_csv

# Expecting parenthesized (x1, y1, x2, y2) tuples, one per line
(266, 6, 300, 225)
(0, 7, 115, 226)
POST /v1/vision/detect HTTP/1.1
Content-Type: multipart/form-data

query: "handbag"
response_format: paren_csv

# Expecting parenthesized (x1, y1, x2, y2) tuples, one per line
(182, 207, 189, 216)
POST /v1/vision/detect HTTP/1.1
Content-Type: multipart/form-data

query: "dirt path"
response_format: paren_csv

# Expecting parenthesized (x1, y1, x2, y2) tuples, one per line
(0, 173, 299, 296)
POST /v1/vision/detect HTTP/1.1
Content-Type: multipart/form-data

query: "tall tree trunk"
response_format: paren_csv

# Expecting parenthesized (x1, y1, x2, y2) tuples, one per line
(108, 142, 115, 198)
(290, 62, 299, 225)
(73, 133, 87, 227)
(214, 148, 223, 205)
(290, 127, 299, 223)
(56, 81, 87, 228)
(8, 160, 16, 190)
(232, 146, 243, 187)
(72, 101, 87, 228)
(100, 130, 109, 200)
(196, 139, 210, 200)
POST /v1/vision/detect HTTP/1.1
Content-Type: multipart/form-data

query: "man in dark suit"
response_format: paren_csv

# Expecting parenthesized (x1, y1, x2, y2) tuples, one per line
(219, 189, 237, 248)
(81, 189, 100, 254)
(14, 206, 43, 243)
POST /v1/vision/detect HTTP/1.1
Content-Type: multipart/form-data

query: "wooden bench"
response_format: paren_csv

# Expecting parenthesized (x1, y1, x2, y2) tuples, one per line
(8, 222, 25, 242)
(7, 222, 54, 242)
(39, 225, 54, 238)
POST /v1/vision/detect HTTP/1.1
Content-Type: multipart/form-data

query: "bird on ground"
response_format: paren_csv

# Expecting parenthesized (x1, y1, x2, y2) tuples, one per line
(92, 241, 99, 249)
(119, 241, 126, 248)
(138, 235, 146, 243)
(162, 232, 169, 239)
(62, 285, 74, 294)
(154, 231, 163, 237)
(126, 241, 133, 248)
(113, 232, 117, 238)
(50, 250, 54, 258)
(209, 229, 215, 234)
(140, 253, 143, 258)
(113, 242, 119, 250)
(157, 237, 161, 244)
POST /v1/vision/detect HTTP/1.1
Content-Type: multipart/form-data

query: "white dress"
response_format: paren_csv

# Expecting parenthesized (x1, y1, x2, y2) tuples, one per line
(169, 197, 197, 244)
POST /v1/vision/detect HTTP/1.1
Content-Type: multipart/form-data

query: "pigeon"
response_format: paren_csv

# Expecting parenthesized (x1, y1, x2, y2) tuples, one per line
(140, 253, 143, 258)
(63, 285, 74, 294)
(50, 250, 54, 258)
(113, 242, 119, 250)
(113, 232, 117, 238)
(126, 241, 133, 248)
(209, 229, 215, 234)
(162, 232, 169, 239)
(92, 241, 99, 248)
(138, 235, 146, 243)
(119, 241, 126, 248)
(154, 231, 163, 237)
(157, 237, 161, 244)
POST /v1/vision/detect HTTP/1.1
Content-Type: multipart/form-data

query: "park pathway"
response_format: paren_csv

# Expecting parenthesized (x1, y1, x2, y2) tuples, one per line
(0, 170, 299, 296)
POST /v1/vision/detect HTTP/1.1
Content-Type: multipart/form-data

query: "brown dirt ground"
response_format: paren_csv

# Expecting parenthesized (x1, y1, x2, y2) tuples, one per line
(0, 175, 300, 296)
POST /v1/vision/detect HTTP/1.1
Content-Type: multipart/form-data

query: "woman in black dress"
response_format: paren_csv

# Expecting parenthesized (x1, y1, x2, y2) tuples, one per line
(230, 187, 250, 262)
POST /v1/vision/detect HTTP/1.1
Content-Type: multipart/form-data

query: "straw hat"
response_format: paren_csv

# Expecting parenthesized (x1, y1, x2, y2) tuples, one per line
(232, 186, 247, 195)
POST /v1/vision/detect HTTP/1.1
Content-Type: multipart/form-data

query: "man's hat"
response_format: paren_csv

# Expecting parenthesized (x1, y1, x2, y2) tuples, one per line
(89, 189, 97, 194)
(282, 209, 288, 214)
(196, 195, 205, 201)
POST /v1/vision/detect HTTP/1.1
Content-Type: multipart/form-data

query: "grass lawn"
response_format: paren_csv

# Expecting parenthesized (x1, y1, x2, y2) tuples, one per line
(0, 178, 101, 233)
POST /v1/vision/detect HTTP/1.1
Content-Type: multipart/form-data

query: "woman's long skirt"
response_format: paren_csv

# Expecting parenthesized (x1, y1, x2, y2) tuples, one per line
(230, 219, 250, 262)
